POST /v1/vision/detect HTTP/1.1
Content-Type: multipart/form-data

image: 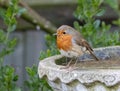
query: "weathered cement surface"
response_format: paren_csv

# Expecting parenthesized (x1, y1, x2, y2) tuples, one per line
(38, 46, 120, 91)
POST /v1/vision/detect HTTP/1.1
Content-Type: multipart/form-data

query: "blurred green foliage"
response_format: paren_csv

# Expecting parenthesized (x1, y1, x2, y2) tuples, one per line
(0, 0, 52, 91)
(24, 35, 57, 91)
(74, 0, 120, 47)
(39, 34, 59, 60)
(113, 18, 120, 26)
(0, 0, 22, 91)
(0, 64, 20, 91)
(25, 65, 52, 91)
(104, 0, 118, 10)
(26, 34, 59, 91)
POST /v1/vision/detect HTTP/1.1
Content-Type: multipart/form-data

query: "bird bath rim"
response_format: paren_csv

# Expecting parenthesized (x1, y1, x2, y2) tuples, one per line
(38, 46, 120, 87)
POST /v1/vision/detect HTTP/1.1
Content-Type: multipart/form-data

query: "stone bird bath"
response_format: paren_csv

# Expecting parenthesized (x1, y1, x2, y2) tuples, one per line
(38, 46, 120, 91)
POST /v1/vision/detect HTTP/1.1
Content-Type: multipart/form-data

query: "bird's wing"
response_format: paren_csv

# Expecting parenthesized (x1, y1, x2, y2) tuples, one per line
(70, 29, 99, 60)
(75, 36, 99, 60)
(72, 30, 93, 51)
(81, 39, 93, 51)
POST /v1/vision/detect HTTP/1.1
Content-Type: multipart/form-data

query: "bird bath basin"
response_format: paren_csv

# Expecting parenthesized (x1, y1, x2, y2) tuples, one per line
(38, 46, 120, 91)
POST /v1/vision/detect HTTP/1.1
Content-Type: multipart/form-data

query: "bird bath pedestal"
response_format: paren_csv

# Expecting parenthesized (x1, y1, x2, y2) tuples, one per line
(38, 46, 120, 91)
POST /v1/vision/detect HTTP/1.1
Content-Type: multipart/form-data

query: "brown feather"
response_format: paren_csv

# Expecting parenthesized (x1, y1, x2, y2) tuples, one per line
(79, 39, 99, 61)
(71, 29, 99, 61)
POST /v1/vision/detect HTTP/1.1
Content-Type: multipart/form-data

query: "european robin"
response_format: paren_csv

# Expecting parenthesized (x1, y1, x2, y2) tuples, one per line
(55, 25, 99, 69)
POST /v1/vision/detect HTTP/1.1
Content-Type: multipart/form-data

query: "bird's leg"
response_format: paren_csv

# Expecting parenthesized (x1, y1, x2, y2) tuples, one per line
(66, 58, 73, 66)
(62, 57, 68, 65)
(69, 57, 79, 71)
(73, 58, 78, 67)
(65, 57, 69, 65)
(60, 58, 73, 69)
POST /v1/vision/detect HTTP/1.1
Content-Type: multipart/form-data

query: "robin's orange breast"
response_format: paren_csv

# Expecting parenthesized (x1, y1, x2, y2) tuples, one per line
(57, 34, 72, 51)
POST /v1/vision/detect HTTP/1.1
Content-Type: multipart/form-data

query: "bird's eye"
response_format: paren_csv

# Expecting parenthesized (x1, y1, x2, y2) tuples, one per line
(63, 31, 66, 34)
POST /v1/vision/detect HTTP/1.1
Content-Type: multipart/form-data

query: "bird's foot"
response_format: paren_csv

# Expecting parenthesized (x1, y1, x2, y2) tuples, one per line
(60, 59, 73, 69)
(67, 64, 79, 71)
(59, 64, 78, 71)
(59, 65, 71, 69)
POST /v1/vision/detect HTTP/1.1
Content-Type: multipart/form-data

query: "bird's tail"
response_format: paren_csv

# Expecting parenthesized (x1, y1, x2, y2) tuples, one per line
(89, 50, 99, 61)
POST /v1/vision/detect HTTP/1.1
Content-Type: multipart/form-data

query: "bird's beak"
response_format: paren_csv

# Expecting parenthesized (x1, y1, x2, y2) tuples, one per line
(53, 33, 57, 36)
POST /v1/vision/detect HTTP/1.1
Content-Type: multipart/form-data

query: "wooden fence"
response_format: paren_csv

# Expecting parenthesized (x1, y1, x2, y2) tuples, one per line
(4, 30, 47, 89)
